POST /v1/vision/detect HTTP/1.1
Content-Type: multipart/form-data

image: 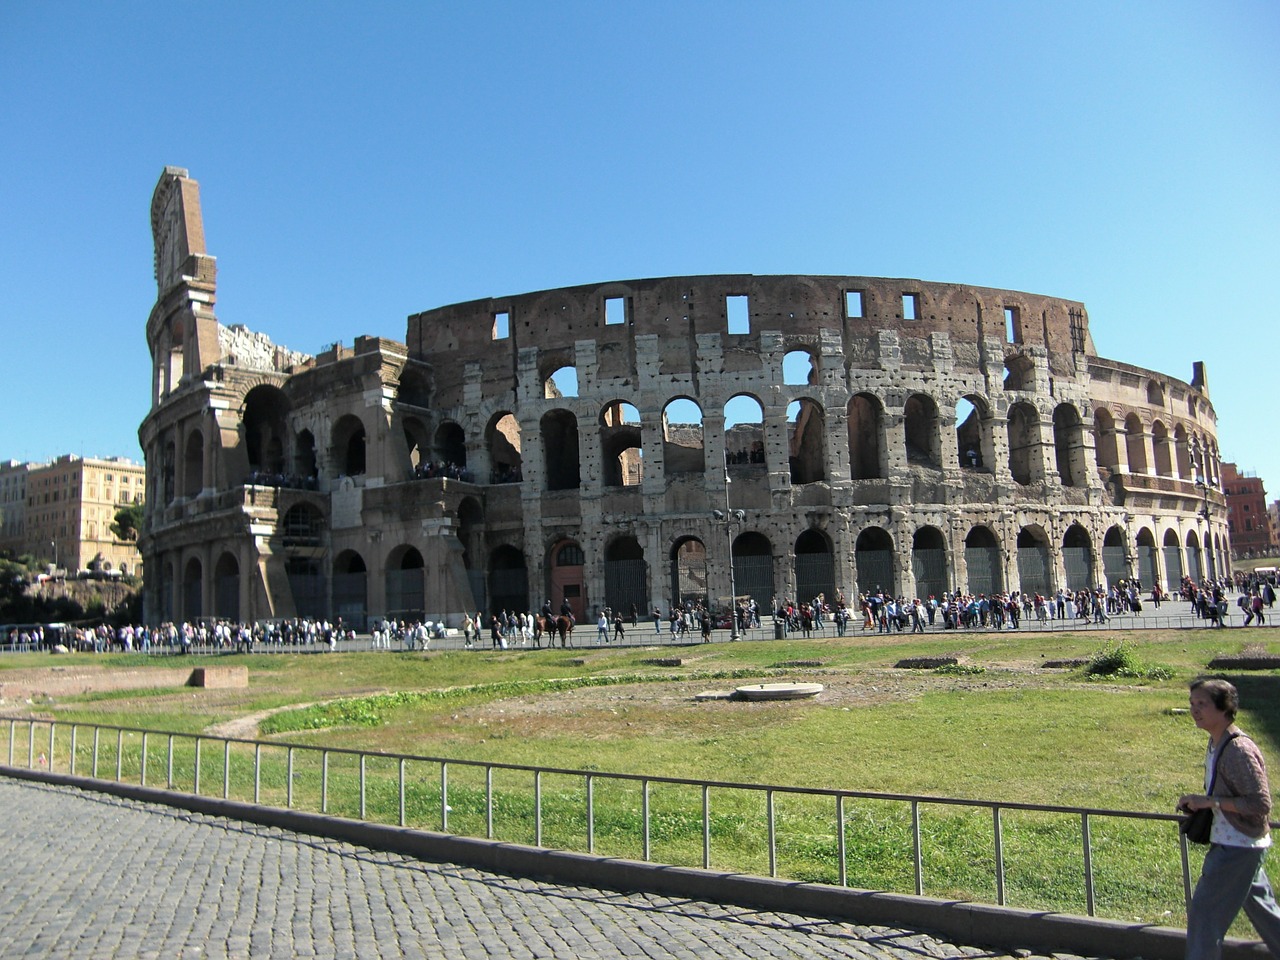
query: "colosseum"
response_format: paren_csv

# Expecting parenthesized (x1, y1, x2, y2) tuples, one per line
(139, 167, 1230, 628)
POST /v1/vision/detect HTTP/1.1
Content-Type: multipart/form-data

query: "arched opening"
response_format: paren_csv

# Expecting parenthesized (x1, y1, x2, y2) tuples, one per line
(486, 412, 523, 484)
(332, 415, 367, 477)
(403, 416, 430, 472)
(670, 537, 707, 609)
(1007, 402, 1041, 485)
(1135, 528, 1159, 588)
(386, 545, 425, 622)
(794, 529, 835, 604)
(1016, 527, 1052, 596)
(855, 527, 895, 596)
(183, 429, 204, 497)
(281, 502, 324, 539)
(182, 556, 202, 621)
(732, 532, 774, 609)
(396, 364, 432, 408)
(548, 540, 585, 621)
(782, 349, 817, 386)
(488, 545, 528, 617)
(1174, 424, 1191, 479)
(243, 385, 291, 476)
(604, 536, 648, 616)
(1152, 421, 1173, 477)
(1093, 408, 1119, 472)
(903, 394, 941, 469)
(964, 526, 1002, 595)
(1125, 415, 1148, 474)
(956, 396, 992, 471)
(787, 398, 827, 484)
(333, 550, 368, 629)
(601, 401, 643, 487)
(294, 430, 318, 485)
(847, 394, 883, 480)
(1206, 531, 1218, 580)
(214, 552, 239, 620)
(1003, 355, 1035, 392)
(911, 526, 948, 600)
(544, 365, 578, 399)
(1146, 381, 1165, 407)
(286, 556, 325, 619)
(434, 421, 467, 469)
(1102, 525, 1128, 587)
(724, 395, 766, 468)
(162, 440, 176, 503)
(662, 398, 705, 474)
(541, 410, 581, 490)
(1053, 403, 1085, 487)
(1185, 530, 1203, 583)
(1162, 528, 1184, 593)
(1062, 524, 1093, 590)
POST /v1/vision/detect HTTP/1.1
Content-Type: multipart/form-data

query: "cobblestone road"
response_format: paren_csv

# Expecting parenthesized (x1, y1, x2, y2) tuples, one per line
(0, 779, 1096, 960)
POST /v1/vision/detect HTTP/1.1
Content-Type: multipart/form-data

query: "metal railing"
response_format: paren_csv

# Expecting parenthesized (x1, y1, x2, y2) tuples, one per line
(2, 715, 1247, 927)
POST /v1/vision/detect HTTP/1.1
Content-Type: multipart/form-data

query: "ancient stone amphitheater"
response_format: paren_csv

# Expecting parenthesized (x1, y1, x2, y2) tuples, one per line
(140, 168, 1228, 627)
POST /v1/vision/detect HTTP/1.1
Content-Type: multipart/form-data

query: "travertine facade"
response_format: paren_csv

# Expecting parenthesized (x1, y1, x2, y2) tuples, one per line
(139, 168, 1231, 627)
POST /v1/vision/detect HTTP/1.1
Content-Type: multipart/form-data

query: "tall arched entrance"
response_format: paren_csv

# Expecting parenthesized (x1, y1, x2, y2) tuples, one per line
(963, 527, 1002, 595)
(794, 529, 835, 604)
(670, 537, 707, 609)
(855, 528, 895, 597)
(549, 540, 585, 621)
(386, 546, 425, 622)
(604, 536, 648, 616)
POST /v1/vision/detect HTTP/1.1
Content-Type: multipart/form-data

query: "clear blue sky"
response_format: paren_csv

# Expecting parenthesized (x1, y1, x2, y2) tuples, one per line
(2, 2, 1277, 493)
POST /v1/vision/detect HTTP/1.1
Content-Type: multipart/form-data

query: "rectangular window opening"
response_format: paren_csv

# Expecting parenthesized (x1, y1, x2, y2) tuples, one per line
(726, 295, 750, 335)
(1005, 306, 1022, 343)
(604, 296, 627, 326)
(902, 293, 920, 321)
(845, 290, 864, 319)
(492, 311, 510, 340)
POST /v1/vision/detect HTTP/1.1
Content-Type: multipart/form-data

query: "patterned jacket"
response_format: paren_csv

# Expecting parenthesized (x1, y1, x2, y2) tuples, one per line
(1211, 729, 1273, 839)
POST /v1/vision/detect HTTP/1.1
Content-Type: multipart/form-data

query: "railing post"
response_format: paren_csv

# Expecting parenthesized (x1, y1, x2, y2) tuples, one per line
(92, 727, 100, 778)
(166, 734, 173, 788)
(116, 729, 124, 782)
(47, 722, 55, 772)
(837, 795, 847, 887)
(140, 732, 148, 786)
(534, 770, 542, 848)
(70, 724, 78, 776)
(321, 751, 329, 813)
(223, 740, 231, 800)
(28, 721, 35, 768)
(194, 737, 201, 794)
(702, 784, 711, 870)
(1082, 811, 1096, 916)
(993, 805, 1005, 906)
(441, 763, 449, 832)
(912, 800, 923, 896)
(399, 758, 406, 827)
(287, 747, 294, 808)
(254, 744, 261, 804)
(586, 774, 595, 854)
(642, 780, 651, 862)
(767, 788, 777, 878)
(486, 766, 494, 840)
(7, 718, 14, 766)
(359, 754, 367, 820)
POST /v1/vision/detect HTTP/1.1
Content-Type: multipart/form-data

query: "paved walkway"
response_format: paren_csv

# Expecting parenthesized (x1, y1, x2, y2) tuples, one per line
(0, 778, 1094, 960)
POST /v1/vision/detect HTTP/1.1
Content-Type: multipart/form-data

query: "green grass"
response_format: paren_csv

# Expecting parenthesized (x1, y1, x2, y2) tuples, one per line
(2, 627, 1278, 934)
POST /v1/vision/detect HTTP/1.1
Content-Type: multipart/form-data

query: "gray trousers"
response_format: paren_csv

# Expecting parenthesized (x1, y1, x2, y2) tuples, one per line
(1187, 843, 1280, 960)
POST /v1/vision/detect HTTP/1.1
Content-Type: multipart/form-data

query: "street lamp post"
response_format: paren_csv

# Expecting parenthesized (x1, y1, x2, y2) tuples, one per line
(713, 471, 746, 641)
(1196, 476, 1213, 579)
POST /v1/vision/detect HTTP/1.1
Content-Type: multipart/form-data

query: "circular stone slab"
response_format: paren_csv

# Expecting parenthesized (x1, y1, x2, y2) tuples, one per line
(733, 682, 824, 701)
(694, 689, 736, 701)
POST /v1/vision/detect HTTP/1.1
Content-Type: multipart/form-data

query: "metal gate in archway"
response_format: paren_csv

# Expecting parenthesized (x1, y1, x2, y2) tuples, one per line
(605, 559, 648, 615)
(672, 548, 708, 608)
(1017, 545, 1052, 596)
(333, 572, 368, 630)
(732, 555, 774, 609)
(386, 569, 425, 622)
(1162, 546, 1184, 592)
(964, 547, 1002, 596)
(855, 551, 894, 596)
(1102, 546, 1127, 587)
(215, 575, 239, 620)
(911, 549, 948, 600)
(1062, 548, 1093, 591)
(794, 552, 835, 604)
(1137, 545, 1158, 589)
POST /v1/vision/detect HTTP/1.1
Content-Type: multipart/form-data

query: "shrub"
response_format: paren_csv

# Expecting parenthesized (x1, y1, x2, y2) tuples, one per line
(1085, 641, 1172, 681)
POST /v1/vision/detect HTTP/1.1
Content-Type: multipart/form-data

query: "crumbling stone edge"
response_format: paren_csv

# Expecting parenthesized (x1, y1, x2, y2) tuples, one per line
(2, 766, 1266, 960)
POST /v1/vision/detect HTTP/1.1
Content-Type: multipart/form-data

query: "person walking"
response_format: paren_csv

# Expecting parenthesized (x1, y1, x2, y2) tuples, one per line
(1178, 678, 1280, 960)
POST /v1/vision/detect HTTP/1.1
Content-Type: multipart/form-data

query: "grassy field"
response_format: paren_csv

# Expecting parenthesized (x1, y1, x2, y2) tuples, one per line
(2, 626, 1277, 931)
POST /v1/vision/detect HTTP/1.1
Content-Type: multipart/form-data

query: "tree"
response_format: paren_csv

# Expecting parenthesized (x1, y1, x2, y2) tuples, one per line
(111, 504, 145, 542)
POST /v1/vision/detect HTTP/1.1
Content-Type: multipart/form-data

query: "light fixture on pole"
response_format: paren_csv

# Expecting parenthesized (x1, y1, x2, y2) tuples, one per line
(713, 470, 746, 641)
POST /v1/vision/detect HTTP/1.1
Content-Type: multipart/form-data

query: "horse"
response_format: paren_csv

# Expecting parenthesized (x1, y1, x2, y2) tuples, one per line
(535, 613, 574, 647)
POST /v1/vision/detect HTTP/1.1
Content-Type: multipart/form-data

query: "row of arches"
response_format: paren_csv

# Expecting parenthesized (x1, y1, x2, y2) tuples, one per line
(158, 516, 1227, 627)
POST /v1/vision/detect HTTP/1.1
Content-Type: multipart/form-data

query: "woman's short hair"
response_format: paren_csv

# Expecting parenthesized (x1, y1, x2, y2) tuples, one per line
(1190, 677, 1239, 721)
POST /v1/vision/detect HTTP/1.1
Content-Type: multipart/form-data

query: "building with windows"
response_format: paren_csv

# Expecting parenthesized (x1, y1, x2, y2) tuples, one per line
(3, 455, 145, 574)
(1221, 462, 1272, 559)
(139, 168, 1231, 627)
